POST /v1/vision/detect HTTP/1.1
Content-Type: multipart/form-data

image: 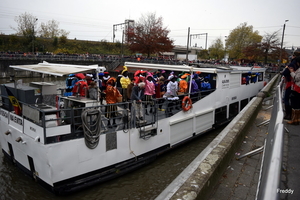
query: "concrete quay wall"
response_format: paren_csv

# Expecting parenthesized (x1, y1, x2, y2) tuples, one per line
(156, 74, 279, 200)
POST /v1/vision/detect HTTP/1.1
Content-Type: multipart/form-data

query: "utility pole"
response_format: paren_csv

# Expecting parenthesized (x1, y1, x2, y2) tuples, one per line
(121, 30, 124, 58)
(279, 20, 289, 65)
(186, 27, 190, 64)
(205, 33, 208, 50)
(32, 18, 38, 53)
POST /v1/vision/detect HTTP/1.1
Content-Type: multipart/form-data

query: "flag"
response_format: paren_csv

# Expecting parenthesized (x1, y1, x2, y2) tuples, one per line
(5, 86, 21, 114)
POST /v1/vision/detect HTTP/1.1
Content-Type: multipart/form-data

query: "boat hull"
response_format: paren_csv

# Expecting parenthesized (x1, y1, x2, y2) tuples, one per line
(0, 62, 267, 194)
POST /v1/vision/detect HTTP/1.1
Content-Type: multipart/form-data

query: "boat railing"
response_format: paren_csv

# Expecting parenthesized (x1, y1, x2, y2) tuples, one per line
(0, 88, 216, 145)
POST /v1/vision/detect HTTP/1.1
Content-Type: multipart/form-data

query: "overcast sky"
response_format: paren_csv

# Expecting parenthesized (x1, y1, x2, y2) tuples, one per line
(1, 0, 299, 50)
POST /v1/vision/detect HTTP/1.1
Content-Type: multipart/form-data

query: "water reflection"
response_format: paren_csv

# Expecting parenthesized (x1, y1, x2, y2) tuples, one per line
(0, 130, 219, 200)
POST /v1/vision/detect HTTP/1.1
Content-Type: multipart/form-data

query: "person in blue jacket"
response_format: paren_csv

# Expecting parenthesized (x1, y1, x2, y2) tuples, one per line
(201, 78, 211, 90)
(64, 74, 78, 96)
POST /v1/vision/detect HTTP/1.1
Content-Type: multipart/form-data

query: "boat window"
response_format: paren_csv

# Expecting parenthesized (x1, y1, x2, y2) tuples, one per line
(250, 96, 255, 101)
(196, 73, 216, 91)
(241, 73, 248, 85)
(240, 98, 249, 111)
(241, 72, 262, 85)
(214, 106, 227, 125)
(229, 102, 239, 119)
(258, 72, 264, 82)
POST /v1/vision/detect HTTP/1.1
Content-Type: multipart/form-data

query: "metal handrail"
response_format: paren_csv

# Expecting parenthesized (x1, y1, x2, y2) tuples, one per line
(255, 79, 284, 200)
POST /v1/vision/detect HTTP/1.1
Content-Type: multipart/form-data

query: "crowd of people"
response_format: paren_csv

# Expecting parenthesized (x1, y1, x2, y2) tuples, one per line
(281, 51, 300, 125)
(0, 51, 277, 68)
(64, 66, 212, 125)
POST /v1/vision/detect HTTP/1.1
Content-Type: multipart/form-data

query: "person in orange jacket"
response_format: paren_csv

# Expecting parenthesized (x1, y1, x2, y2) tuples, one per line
(178, 74, 188, 94)
(104, 77, 122, 127)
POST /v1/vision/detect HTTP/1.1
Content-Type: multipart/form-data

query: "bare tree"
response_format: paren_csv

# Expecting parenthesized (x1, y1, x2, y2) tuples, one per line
(12, 12, 38, 38)
(12, 12, 38, 52)
(261, 31, 281, 63)
(39, 19, 69, 38)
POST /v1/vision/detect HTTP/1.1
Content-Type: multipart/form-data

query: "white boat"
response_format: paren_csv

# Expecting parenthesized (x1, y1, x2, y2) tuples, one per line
(0, 61, 266, 194)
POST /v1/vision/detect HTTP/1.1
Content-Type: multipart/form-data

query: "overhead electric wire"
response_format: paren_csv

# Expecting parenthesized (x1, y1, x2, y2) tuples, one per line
(0, 6, 299, 45)
(0, 7, 114, 30)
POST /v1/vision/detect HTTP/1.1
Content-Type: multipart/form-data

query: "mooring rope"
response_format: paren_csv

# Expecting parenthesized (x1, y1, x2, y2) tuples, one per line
(81, 108, 102, 149)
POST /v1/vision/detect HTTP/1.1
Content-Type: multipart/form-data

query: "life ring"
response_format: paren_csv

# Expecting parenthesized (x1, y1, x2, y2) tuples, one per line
(182, 96, 192, 111)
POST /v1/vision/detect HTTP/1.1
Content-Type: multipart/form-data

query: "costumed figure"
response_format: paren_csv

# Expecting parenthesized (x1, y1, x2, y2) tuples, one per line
(163, 76, 179, 116)
(194, 73, 202, 90)
(126, 78, 136, 110)
(131, 82, 145, 121)
(155, 76, 166, 111)
(167, 71, 175, 80)
(120, 66, 131, 104)
(189, 74, 200, 101)
(101, 72, 110, 103)
(281, 52, 299, 120)
(116, 70, 123, 96)
(201, 77, 211, 90)
(104, 77, 122, 127)
(65, 74, 78, 96)
(72, 73, 89, 97)
(189, 75, 199, 94)
(287, 56, 300, 125)
(88, 81, 100, 100)
(85, 74, 94, 85)
(98, 73, 104, 104)
(144, 75, 155, 115)
(178, 73, 189, 95)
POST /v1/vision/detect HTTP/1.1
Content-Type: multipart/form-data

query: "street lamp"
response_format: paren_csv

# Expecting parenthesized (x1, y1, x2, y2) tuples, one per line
(224, 36, 228, 62)
(279, 19, 288, 65)
(32, 18, 38, 53)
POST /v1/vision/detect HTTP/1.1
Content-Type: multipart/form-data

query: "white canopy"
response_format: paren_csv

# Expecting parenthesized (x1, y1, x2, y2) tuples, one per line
(124, 62, 218, 73)
(9, 61, 106, 77)
(124, 62, 266, 74)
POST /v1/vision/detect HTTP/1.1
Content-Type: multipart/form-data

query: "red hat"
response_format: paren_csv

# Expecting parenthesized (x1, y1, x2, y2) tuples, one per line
(134, 70, 141, 77)
(75, 73, 85, 79)
(104, 72, 109, 75)
(133, 76, 140, 84)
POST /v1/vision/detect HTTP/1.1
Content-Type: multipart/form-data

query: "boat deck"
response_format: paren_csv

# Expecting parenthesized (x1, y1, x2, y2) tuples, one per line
(0, 88, 215, 144)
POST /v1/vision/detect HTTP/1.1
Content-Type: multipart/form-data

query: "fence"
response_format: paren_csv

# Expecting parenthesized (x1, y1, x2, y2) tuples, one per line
(255, 78, 284, 200)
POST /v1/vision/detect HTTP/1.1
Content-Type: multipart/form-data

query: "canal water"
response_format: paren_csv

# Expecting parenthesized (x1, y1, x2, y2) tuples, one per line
(0, 77, 221, 200)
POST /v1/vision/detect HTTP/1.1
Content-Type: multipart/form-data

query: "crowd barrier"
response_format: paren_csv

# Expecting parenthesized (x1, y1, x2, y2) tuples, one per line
(255, 78, 284, 200)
